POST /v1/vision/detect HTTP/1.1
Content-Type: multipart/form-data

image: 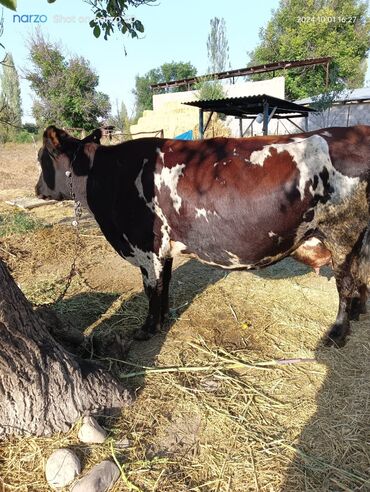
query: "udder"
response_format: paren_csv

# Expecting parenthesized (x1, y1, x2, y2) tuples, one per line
(291, 238, 332, 274)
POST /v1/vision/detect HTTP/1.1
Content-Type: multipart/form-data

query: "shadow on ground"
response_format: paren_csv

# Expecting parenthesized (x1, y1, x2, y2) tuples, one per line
(54, 259, 226, 378)
(281, 316, 370, 491)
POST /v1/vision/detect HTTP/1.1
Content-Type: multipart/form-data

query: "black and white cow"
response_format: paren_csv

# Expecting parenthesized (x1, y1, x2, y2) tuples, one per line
(36, 125, 370, 346)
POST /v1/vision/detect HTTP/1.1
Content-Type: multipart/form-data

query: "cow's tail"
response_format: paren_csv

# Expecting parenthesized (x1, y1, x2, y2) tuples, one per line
(358, 222, 370, 284)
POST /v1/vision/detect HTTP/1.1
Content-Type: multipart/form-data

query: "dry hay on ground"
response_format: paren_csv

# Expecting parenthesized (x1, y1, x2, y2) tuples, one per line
(0, 143, 369, 491)
(0, 143, 40, 199)
(0, 219, 369, 491)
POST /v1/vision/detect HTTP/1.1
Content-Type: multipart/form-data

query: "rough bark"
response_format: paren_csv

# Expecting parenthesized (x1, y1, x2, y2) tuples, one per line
(0, 258, 131, 437)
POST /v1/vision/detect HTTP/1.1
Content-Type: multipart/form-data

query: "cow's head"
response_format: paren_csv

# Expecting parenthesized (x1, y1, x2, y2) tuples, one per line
(35, 126, 102, 200)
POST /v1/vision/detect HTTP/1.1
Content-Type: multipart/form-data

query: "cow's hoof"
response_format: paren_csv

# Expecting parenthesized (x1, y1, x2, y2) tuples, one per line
(324, 322, 350, 348)
(133, 328, 153, 341)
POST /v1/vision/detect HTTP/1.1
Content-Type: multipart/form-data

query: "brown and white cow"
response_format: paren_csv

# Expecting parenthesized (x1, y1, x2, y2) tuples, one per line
(36, 125, 370, 346)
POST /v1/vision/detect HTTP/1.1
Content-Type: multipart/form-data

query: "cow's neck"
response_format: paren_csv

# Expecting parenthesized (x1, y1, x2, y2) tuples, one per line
(69, 172, 90, 211)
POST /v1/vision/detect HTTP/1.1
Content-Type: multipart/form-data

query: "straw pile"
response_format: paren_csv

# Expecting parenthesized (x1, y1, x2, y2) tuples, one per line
(0, 210, 369, 491)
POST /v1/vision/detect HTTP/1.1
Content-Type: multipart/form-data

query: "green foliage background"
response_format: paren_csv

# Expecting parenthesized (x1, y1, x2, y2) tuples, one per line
(249, 0, 370, 99)
(25, 33, 111, 130)
(133, 61, 197, 117)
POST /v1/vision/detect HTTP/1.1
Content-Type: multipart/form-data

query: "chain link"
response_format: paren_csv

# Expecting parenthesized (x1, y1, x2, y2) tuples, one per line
(34, 164, 83, 307)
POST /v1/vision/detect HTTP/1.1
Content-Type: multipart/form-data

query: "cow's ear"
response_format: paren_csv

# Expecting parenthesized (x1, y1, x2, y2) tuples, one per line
(83, 128, 102, 145)
(43, 126, 69, 153)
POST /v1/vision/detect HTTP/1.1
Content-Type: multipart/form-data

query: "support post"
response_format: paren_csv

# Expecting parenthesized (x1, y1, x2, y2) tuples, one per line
(239, 117, 243, 137)
(262, 101, 269, 135)
(199, 109, 204, 139)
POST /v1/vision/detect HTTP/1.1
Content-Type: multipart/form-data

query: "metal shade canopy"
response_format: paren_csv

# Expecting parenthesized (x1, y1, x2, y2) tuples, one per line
(184, 94, 316, 138)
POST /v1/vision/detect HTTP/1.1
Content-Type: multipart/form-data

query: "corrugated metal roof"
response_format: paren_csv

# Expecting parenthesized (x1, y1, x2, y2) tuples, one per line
(184, 94, 316, 118)
(296, 87, 370, 105)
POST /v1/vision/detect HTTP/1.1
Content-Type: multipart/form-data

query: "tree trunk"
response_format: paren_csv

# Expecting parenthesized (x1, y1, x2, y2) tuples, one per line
(0, 258, 131, 437)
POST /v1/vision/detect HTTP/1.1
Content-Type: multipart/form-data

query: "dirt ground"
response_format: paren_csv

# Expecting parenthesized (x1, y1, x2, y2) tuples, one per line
(0, 142, 369, 491)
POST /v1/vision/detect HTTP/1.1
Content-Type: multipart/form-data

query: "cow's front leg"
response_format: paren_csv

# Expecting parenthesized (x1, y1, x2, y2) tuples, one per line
(134, 262, 166, 341)
(161, 258, 173, 322)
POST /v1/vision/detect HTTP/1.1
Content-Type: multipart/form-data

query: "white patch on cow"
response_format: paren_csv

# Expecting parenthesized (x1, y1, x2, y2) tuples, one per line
(268, 231, 277, 238)
(134, 158, 148, 203)
(225, 250, 241, 265)
(224, 250, 253, 269)
(195, 208, 209, 222)
(233, 148, 238, 156)
(158, 211, 171, 259)
(134, 168, 173, 261)
(154, 163, 185, 213)
(214, 162, 219, 167)
(302, 237, 322, 247)
(201, 255, 253, 270)
(249, 135, 359, 201)
(156, 147, 165, 163)
(321, 131, 332, 137)
(170, 240, 187, 256)
(123, 175, 173, 285)
(122, 234, 163, 288)
(195, 208, 220, 221)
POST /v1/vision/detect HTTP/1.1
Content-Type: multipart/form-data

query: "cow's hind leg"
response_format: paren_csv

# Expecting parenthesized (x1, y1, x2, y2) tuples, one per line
(324, 222, 370, 347)
(161, 258, 173, 322)
(326, 268, 354, 347)
(134, 260, 168, 341)
(349, 283, 368, 321)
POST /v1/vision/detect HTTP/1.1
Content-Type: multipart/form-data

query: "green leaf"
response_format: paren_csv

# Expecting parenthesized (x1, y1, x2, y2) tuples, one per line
(0, 0, 17, 11)
(89, 19, 96, 27)
(93, 25, 101, 38)
(134, 20, 144, 33)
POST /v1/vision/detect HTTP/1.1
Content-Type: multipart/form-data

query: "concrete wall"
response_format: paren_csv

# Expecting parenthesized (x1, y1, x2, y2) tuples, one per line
(264, 102, 370, 136)
(152, 77, 285, 110)
(307, 102, 370, 129)
(130, 77, 286, 139)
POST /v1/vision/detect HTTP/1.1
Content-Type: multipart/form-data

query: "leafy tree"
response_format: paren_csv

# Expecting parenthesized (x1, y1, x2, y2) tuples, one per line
(196, 77, 225, 101)
(108, 99, 133, 138)
(0, 96, 13, 142)
(0, 0, 16, 10)
(0, 52, 22, 141)
(87, 0, 153, 41)
(249, 0, 370, 100)
(0, 53, 22, 126)
(25, 33, 110, 130)
(0, 0, 153, 439)
(196, 16, 230, 101)
(0, 0, 155, 40)
(133, 61, 197, 117)
(207, 17, 230, 74)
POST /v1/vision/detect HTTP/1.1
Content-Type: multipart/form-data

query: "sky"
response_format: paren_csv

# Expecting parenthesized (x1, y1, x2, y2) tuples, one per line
(1, 0, 369, 122)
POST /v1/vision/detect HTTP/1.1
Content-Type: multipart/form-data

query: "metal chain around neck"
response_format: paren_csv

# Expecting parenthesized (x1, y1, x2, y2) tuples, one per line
(34, 147, 85, 308)
(65, 169, 83, 228)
